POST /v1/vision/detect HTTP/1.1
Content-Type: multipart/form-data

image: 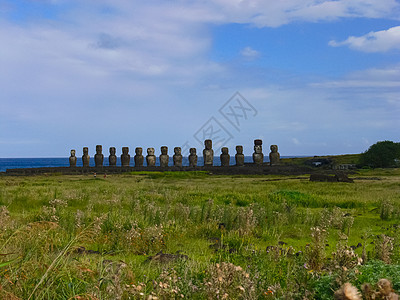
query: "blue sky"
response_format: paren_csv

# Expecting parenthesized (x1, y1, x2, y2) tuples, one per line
(0, 0, 399, 157)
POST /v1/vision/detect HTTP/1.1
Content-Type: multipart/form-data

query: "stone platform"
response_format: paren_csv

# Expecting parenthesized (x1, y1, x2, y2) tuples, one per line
(3, 164, 314, 176)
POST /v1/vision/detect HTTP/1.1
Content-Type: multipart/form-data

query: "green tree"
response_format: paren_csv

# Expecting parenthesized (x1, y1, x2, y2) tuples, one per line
(360, 140, 400, 168)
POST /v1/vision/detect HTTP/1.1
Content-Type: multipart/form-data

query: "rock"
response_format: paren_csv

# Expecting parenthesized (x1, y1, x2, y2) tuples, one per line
(335, 172, 354, 183)
(310, 174, 338, 182)
(145, 251, 188, 263)
(309, 173, 354, 183)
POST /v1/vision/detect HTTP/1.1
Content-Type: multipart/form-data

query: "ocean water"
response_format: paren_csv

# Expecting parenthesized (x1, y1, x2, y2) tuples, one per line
(0, 156, 286, 172)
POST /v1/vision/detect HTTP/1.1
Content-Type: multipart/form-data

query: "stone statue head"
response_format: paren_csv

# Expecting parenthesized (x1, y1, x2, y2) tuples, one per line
(254, 145, 262, 154)
(221, 147, 228, 154)
(122, 147, 129, 155)
(96, 145, 102, 154)
(135, 147, 142, 155)
(147, 148, 155, 155)
(161, 146, 168, 155)
(109, 147, 116, 155)
(174, 147, 181, 155)
(254, 139, 263, 154)
(189, 148, 196, 155)
(270, 145, 278, 153)
(70, 149, 76, 157)
(83, 147, 89, 155)
(204, 139, 212, 150)
(236, 145, 243, 154)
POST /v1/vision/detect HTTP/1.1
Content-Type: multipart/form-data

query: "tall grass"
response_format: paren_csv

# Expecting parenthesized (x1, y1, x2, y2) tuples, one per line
(0, 170, 400, 298)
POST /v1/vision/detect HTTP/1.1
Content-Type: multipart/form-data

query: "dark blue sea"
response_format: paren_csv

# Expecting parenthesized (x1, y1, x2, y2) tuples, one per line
(0, 156, 295, 172)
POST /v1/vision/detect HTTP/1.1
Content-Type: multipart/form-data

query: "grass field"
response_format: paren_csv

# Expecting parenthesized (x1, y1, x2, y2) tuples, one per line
(1, 169, 400, 299)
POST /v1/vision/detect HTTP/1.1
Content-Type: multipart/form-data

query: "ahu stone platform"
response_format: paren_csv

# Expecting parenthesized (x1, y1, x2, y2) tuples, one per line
(4, 164, 314, 176)
(3, 139, 315, 175)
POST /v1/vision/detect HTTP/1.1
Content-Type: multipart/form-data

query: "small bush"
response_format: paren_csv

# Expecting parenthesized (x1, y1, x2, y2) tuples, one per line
(359, 141, 400, 168)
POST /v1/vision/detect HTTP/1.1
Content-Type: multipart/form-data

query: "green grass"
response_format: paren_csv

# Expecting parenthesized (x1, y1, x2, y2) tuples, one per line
(281, 153, 361, 166)
(1, 170, 400, 299)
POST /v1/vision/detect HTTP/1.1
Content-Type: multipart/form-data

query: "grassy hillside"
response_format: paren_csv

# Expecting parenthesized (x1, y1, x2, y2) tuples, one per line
(281, 153, 361, 166)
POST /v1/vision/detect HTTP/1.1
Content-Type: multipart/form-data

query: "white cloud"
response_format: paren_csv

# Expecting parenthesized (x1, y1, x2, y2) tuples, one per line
(0, 0, 399, 157)
(240, 47, 260, 59)
(292, 138, 301, 145)
(311, 64, 400, 88)
(329, 26, 400, 52)
(201, 0, 400, 27)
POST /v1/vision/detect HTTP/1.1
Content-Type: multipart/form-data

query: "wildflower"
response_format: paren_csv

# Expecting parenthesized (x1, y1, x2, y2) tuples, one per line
(334, 283, 362, 300)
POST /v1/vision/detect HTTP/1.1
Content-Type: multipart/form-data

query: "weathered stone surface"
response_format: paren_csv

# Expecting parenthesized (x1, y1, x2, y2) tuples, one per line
(145, 251, 188, 263)
(269, 145, 280, 166)
(159, 146, 169, 167)
(82, 147, 90, 167)
(69, 149, 77, 167)
(121, 147, 130, 167)
(94, 145, 104, 167)
(235, 145, 245, 166)
(173, 147, 183, 167)
(189, 148, 198, 167)
(310, 174, 337, 182)
(109, 147, 117, 166)
(134, 147, 144, 167)
(5, 163, 315, 176)
(220, 147, 230, 167)
(252, 139, 264, 165)
(335, 172, 354, 183)
(309, 173, 353, 183)
(203, 139, 214, 166)
(146, 148, 156, 166)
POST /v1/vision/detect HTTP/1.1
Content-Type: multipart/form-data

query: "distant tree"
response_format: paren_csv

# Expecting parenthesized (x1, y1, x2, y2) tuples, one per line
(359, 141, 400, 168)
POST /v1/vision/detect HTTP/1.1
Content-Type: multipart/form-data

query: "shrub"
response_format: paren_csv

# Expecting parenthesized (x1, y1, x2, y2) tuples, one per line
(359, 141, 400, 168)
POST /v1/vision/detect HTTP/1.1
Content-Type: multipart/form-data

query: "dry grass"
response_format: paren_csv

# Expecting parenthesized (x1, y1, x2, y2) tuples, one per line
(0, 170, 399, 298)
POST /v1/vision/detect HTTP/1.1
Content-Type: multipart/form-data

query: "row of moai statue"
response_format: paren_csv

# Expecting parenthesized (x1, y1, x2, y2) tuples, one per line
(69, 139, 280, 167)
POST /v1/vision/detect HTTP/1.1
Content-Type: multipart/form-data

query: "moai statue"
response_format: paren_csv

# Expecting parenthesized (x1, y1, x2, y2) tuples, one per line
(146, 147, 156, 166)
(203, 139, 214, 166)
(159, 146, 169, 167)
(109, 147, 117, 167)
(269, 145, 280, 166)
(235, 145, 245, 166)
(134, 147, 144, 167)
(94, 145, 104, 167)
(220, 147, 230, 167)
(82, 147, 90, 167)
(121, 147, 130, 167)
(69, 149, 77, 167)
(189, 148, 198, 167)
(173, 147, 183, 167)
(252, 139, 264, 165)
